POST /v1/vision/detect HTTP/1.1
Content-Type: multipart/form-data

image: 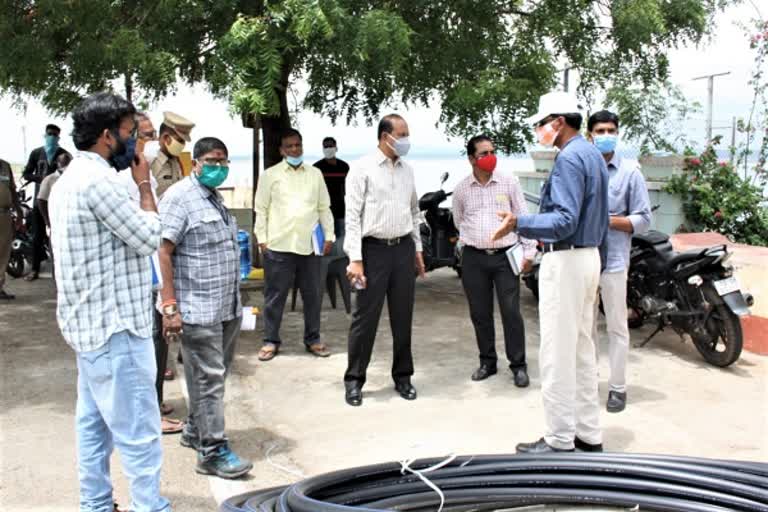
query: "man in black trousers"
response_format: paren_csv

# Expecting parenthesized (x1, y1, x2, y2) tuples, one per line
(22, 123, 70, 281)
(343, 113, 426, 407)
(452, 135, 537, 387)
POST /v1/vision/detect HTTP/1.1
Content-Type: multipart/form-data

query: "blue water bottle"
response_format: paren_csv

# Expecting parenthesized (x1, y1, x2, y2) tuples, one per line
(237, 230, 251, 280)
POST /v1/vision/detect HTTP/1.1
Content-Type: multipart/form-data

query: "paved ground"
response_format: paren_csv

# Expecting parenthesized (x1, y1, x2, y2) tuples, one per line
(1, 269, 767, 511)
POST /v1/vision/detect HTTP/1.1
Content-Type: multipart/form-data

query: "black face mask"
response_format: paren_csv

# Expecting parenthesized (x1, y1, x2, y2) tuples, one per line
(108, 129, 137, 171)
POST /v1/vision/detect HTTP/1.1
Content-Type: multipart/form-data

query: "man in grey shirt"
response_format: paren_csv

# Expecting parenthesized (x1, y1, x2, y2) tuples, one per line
(587, 110, 652, 413)
(158, 137, 252, 479)
(343, 113, 426, 407)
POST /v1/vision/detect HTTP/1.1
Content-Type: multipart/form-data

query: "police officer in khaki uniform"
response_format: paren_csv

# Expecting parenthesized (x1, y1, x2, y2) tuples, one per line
(0, 158, 22, 299)
(152, 111, 195, 197)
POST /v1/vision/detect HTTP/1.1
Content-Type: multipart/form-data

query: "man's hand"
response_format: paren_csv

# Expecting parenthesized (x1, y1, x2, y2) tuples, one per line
(131, 151, 151, 186)
(492, 212, 517, 241)
(323, 240, 333, 255)
(162, 312, 182, 344)
(521, 258, 534, 274)
(259, 243, 268, 254)
(415, 251, 426, 278)
(346, 260, 366, 288)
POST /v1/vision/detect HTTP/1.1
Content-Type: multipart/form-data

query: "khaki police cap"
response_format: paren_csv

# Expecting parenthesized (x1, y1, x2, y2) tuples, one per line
(162, 111, 195, 142)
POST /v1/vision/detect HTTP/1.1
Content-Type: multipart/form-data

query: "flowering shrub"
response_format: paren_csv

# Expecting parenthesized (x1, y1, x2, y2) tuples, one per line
(665, 140, 768, 246)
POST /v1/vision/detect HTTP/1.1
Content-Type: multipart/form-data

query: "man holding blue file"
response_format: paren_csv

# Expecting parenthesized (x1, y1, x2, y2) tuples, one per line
(453, 135, 537, 387)
(254, 128, 335, 362)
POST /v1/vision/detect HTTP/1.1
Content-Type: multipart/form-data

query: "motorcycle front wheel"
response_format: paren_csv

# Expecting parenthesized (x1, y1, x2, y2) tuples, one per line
(691, 287, 743, 367)
(7, 251, 25, 278)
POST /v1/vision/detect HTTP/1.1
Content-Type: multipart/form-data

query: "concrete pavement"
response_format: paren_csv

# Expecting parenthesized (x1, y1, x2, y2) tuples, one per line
(1, 269, 766, 511)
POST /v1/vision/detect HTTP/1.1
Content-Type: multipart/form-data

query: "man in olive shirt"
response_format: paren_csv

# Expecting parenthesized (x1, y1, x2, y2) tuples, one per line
(151, 111, 195, 197)
(254, 128, 335, 361)
(0, 158, 22, 299)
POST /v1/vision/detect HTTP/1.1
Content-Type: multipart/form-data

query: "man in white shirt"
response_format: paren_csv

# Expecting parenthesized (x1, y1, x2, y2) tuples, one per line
(343, 113, 425, 407)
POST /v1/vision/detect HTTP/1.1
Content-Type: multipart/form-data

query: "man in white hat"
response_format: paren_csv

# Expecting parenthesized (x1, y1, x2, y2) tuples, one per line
(493, 91, 609, 453)
(152, 111, 195, 197)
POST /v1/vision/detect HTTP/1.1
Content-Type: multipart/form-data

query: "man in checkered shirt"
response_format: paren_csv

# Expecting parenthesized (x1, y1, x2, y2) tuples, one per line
(157, 137, 252, 479)
(452, 135, 537, 388)
(49, 93, 170, 512)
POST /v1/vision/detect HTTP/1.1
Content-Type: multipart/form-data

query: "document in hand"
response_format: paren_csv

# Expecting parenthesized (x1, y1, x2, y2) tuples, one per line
(505, 243, 525, 276)
(311, 222, 325, 256)
(150, 253, 162, 290)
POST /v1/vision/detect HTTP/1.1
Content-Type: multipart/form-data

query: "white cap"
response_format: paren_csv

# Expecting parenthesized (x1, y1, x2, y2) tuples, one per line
(526, 91, 582, 125)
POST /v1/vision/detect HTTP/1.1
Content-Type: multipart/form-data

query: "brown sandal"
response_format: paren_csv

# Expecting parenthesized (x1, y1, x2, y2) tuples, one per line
(161, 416, 184, 435)
(258, 343, 278, 361)
(306, 343, 331, 358)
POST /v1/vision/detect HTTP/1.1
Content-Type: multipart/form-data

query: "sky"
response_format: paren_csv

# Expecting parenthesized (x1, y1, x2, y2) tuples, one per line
(0, 1, 764, 165)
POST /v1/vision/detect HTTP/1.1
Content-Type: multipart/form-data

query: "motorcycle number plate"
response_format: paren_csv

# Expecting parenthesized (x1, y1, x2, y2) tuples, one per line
(714, 276, 740, 296)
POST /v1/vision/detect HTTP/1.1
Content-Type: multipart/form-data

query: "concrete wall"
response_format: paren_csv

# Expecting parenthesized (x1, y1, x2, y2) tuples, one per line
(517, 152, 688, 235)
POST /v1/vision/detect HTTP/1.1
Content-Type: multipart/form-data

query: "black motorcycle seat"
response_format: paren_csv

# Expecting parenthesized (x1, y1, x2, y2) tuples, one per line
(661, 247, 706, 265)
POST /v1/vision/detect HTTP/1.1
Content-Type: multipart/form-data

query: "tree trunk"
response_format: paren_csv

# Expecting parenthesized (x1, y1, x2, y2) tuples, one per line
(124, 73, 133, 103)
(261, 61, 293, 170)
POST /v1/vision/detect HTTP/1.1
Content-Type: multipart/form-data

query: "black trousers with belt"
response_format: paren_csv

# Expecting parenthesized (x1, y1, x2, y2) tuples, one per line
(30, 207, 48, 272)
(344, 237, 415, 388)
(461, 246, 526, 371)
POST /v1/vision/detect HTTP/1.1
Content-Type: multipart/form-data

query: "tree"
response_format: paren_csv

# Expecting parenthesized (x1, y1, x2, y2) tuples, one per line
(1, 0, 726, 173)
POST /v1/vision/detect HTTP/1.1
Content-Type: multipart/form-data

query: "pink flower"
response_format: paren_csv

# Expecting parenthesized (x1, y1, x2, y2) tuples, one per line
(690, 158, 701, 166)
(720, 162, 728, 168)
(714, 211, 723, 219)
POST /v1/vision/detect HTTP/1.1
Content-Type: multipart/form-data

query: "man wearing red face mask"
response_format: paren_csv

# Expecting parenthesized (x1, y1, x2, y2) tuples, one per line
(453, 135, 537, 387)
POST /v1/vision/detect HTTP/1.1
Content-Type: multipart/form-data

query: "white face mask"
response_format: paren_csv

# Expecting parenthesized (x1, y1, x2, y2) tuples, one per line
(386, 133, 411, 157)
(143, 140, 161, 163)
(323, 147, 337, 159)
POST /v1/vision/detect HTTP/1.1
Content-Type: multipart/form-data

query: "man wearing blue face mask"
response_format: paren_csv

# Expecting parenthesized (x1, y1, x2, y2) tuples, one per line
(157, 137, 253, 479)
(587, 110, 652, 413)
(22, 123, 71, 281)
(254, 128, 335, 362)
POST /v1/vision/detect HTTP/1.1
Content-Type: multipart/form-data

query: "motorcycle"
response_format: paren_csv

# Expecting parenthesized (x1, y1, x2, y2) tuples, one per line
(8, 181, 48, 278)
(523, 229, 754, 367)
(627, 229, 752, 367)
(418, 172, 462, 276)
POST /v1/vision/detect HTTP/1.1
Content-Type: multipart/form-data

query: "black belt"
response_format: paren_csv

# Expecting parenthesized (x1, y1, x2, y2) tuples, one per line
(363, 236, 406, 246)
(541, 242, 588, 253)
(466, 246, 510, 255)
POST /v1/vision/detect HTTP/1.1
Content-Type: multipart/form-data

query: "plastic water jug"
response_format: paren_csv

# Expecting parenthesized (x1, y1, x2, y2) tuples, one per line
(237, 230, 251, 281)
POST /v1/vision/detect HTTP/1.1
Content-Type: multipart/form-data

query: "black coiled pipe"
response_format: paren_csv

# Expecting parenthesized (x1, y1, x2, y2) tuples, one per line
(221, 453, 768, 512)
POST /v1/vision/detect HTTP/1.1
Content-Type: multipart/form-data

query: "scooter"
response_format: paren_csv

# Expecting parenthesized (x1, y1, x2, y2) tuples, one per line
(418, 172, 462, 276)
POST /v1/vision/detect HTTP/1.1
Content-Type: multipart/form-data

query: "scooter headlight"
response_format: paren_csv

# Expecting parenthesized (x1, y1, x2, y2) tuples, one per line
(688, 275, 704, 287)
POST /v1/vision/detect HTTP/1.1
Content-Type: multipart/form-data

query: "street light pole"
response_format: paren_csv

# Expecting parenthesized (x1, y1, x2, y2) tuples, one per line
(692, 71, 731, 144)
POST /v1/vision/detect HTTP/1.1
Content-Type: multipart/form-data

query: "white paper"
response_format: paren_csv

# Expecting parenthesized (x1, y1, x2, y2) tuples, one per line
(241, 307, 257, 331)
(505, 243, 525, 276)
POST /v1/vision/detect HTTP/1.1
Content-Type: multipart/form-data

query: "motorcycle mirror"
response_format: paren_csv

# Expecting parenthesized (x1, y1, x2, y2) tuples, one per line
(440, 172, 449, 185)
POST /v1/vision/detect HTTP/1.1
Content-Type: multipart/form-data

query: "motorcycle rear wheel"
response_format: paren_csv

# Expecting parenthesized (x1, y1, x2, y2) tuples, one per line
(692, 287, 743, 367)
(7, 252, 25, 278)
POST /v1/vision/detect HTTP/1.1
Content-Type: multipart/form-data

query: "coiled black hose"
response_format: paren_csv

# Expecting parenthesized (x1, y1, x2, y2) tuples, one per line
(221, 453, 768, 512)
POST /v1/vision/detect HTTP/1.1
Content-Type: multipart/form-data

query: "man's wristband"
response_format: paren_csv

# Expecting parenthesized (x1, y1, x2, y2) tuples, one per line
(137, 180, 152, 189)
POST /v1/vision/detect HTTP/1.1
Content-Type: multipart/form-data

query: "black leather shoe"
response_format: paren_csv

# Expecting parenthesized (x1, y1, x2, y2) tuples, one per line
(471, 364, 497, 381)
(516, 437, 574, 453)
(345, 387, 362, 407)
(606, 391, 627, 413)
(575, 437, 604, 452)
(394, 382, 418, 401)
(512, 368, 530, 388)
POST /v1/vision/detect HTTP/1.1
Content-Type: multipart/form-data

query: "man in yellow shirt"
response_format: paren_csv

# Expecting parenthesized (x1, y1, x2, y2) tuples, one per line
(254, 128, 335, 361)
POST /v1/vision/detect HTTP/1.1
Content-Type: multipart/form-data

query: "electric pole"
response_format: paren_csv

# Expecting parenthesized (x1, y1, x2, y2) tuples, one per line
(692, 71, 731, 143)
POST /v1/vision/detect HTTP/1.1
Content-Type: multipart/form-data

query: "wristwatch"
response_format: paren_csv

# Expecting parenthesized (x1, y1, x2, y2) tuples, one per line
(162, 303, 179, 316)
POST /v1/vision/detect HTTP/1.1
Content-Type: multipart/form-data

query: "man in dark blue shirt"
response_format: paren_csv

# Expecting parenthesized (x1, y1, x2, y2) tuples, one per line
(493, 91, 609, 454)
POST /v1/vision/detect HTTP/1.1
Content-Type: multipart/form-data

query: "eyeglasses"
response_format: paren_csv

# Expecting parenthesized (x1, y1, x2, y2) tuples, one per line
(139, 130, 157, 140)
(199, 158, 231, 167)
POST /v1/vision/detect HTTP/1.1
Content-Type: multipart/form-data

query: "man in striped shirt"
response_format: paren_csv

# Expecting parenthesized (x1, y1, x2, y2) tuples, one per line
(343, 113, 425, 407)
(453, 135, 537, 387)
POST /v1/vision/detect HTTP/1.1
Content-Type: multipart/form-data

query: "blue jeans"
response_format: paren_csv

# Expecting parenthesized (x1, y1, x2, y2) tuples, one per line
(75, 330, 171, 512)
